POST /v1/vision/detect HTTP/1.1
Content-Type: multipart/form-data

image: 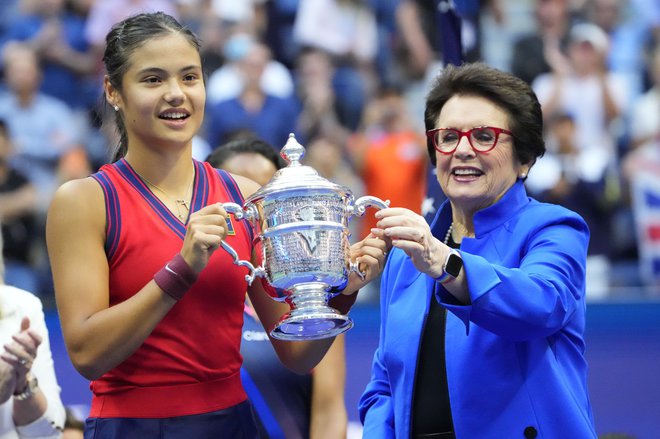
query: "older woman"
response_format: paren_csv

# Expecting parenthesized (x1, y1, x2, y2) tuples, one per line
(359, 63, 597, 439)
(0, 234, 66, 438)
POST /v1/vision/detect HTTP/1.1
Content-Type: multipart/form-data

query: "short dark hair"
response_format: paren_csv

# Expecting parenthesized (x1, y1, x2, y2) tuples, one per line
(424, 62, 545, 166)
(103, 12, 202, 162)
(205, 136, 285, 170)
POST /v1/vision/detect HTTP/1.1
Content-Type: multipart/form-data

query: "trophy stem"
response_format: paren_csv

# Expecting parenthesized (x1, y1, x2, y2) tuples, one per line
(270, 282, 353, 340)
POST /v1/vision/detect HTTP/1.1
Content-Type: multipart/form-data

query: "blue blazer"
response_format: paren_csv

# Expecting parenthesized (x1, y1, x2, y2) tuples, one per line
(358, 181, 597, 439)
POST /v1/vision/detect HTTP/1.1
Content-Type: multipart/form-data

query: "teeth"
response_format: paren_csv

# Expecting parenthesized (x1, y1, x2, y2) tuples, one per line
(454, 169, 481, 175)
(161, 112, 187, 119)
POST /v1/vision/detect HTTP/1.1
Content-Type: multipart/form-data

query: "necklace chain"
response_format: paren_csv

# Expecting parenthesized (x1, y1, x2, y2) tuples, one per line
(443, 222, 453, 245)
(136, 171, 194, 220)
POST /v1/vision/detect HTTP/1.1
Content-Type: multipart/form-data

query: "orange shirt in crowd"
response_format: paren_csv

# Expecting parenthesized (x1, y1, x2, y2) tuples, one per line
(355, 130, 427, 237)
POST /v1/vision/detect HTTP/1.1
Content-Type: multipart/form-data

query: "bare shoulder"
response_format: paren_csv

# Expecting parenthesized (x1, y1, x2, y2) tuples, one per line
(47, 177, 106, 235)
(230, 173, 262, 200)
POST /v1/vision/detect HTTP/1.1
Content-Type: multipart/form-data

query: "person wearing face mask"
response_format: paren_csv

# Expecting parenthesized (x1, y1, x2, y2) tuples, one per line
(359, 63, 597, 439)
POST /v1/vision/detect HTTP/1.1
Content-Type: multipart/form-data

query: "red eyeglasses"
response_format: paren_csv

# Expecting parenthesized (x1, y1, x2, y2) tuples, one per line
(426, 126, 514, 154)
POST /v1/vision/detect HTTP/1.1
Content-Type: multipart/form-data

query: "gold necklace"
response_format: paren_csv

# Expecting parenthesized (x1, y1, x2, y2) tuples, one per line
(137, 171, 194, 221)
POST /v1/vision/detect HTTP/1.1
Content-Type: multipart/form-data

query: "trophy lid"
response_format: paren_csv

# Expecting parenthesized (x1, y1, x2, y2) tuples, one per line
(245, 133, 350, 202)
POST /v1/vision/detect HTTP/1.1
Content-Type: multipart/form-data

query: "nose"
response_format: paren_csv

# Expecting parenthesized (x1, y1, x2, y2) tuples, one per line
(454, 133, 475, 157)
(164, 79, 185, 105)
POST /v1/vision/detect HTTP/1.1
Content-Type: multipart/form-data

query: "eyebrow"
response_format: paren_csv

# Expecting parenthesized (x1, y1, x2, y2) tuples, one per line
(136, 65, 202, 76)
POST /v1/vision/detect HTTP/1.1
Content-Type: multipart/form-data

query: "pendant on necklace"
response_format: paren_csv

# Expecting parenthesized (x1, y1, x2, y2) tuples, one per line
(176, 199, 190, 210)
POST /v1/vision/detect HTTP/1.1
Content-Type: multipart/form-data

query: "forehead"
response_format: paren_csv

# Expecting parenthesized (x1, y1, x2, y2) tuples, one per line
(126, 33, 201, 72)
(437, 95, 510, 128)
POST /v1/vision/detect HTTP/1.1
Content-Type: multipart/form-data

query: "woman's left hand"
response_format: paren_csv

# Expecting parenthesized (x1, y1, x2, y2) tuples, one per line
(372, 207, 448, 278)
(343, 234, 389, 295)
(1, 317, 41, 393)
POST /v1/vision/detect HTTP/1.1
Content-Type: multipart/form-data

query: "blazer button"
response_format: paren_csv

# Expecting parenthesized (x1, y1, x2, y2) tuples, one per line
(524, 426, 538, 438)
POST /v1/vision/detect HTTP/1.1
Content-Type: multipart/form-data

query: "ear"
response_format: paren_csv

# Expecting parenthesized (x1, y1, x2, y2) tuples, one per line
(104, 75, 121, 110)
(518, 161, 533, 179)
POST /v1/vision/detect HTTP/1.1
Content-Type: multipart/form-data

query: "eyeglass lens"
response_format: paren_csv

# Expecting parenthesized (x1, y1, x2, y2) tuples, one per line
(436, 127, 498, 151)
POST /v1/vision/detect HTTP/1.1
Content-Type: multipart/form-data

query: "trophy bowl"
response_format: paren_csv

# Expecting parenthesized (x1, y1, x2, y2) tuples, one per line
(220, 134, 388, 340)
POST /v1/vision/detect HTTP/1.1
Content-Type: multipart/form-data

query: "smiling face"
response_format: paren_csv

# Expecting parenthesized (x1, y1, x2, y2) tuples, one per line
(435, 95, 529, 217)
(105, 32, 205, 152)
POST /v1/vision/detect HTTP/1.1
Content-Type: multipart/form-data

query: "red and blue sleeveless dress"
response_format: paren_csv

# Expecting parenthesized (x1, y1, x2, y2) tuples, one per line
(89, 158, 254, 418)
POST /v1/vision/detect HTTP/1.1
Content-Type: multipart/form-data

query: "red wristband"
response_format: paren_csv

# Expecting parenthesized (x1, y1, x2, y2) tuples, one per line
(328, 290, 359, 315)
(153, 254, 198, 301)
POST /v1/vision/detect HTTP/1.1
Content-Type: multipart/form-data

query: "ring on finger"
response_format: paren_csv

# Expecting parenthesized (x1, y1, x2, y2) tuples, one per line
(19, 358, 28, 366)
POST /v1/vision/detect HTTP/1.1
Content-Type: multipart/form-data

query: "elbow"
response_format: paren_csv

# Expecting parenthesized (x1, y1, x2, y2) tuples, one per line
(72, 360, 104, 381)
(68, 350, 107, 381)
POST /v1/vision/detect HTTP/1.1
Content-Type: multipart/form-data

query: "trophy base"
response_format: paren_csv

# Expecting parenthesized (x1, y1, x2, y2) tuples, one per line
(270, 310, 353, 341)
(269, 283, 353, 340)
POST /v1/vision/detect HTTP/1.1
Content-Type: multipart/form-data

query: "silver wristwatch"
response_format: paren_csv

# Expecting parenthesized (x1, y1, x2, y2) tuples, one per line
(13, 374, 38, 401)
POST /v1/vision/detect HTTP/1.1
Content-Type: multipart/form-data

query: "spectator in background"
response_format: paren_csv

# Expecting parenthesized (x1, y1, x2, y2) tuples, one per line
(581, 0, 650, 102)
(206, 136, 349, 439)
(532, 22, 629, 184)
(0, 118, 39, 295)
(0, 0, 98, 113)
(525, 112, 618, 295)
(205, 136, 284, 186)
(510, 0, 573, 85)
(206, 32, 294, 105)
(348, 87, 427, 240)
(628, 45, 660, 149)
(0, 232, 66, 439)
(0, 43, 79, 207)
(262, 0, 300, 69)
(294, 48, 350, 147)
(204, 40, 299, 150)
(293, 0, 378, 131)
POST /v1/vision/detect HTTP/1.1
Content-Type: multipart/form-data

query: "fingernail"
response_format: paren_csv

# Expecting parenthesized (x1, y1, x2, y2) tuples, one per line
(370, 228, 380, 234)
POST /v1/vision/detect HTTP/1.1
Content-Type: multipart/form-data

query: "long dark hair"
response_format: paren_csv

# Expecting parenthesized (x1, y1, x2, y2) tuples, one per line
(102, 12, 201, 162)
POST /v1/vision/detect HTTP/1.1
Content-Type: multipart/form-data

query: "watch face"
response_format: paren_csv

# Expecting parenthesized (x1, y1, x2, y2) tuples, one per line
(445, 252, 463, 277)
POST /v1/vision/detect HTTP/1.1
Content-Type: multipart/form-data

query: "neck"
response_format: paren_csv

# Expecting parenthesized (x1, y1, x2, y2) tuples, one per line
(448, 206, 475, 242)
(125, 149, 195, 197)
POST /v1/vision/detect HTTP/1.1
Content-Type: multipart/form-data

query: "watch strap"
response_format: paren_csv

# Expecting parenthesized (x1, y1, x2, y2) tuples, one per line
(13, 374, 38, 401)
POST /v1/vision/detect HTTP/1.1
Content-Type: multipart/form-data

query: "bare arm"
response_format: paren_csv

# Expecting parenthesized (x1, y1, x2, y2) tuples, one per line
(47, 178, 178, 380)
(310, 334, 348, 439)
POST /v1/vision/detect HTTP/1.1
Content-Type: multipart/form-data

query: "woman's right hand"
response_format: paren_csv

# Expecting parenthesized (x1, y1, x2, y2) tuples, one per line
(180, 203, 231, 273)
(372, 207, 449, 279)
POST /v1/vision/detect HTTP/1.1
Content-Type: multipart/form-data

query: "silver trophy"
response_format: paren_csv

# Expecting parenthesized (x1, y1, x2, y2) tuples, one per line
(220, 134, 389, 340)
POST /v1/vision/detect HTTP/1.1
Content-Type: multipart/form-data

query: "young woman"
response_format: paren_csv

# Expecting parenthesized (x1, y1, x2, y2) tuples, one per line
(46, 12, 385, 438)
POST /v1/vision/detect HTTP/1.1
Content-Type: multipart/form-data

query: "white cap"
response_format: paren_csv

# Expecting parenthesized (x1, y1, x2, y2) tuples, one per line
(569, 23, 610, 54)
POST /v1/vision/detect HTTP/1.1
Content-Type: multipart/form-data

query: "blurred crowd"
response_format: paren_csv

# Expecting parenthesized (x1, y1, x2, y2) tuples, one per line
(0, 0, 659, 306)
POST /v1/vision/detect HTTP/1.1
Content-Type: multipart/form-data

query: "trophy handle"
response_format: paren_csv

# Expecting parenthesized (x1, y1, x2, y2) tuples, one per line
(349, 196, 390, 217)
(348, 196, 390, 280)
(220, 202, 266, 285)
